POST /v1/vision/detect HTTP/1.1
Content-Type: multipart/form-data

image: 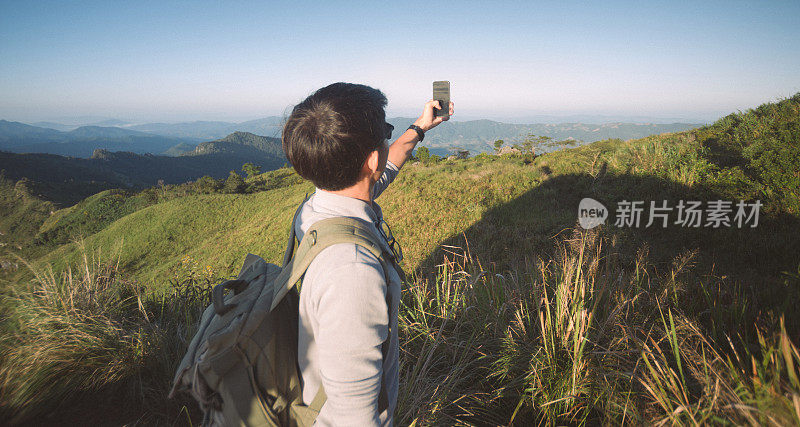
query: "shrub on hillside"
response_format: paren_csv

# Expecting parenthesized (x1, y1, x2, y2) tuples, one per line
(192, 175, 222, 194)
(474, 152, 495, 161)
(493, 139, 505, 153)
(522, 152, 535, 165)
(141, 187, 160, 204)
(223, 170, 246, 194)
(415, 146, 441, 165)
(241, 162, 262, 179)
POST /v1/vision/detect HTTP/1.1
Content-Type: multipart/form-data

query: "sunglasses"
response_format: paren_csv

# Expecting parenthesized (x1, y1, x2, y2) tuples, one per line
(385, 122, 394, 140)
(377, 218, 403, 263)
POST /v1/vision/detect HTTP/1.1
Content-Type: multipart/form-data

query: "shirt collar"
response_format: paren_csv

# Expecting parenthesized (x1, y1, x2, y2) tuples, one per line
(311, 187, 383, 227)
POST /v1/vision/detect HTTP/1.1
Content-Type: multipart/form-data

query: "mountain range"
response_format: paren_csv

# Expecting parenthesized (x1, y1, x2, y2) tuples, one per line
(0, 131, 285, 205)
(28, 117, 286, 140)
(0, 120, 198, 158)
(0, 116, 703, 205)
(5, 117, 703, 159)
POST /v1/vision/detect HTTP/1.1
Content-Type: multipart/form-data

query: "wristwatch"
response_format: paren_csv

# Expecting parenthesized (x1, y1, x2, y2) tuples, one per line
(407, 124, 424, 142)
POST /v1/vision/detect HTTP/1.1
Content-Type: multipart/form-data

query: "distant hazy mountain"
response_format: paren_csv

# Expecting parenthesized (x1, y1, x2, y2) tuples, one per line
(491, 114, 710, 124)
(0, 131, 286, 205)
(128, 121, 240, 140)
(89, 119, 130, 127)
(0, 120, 196, 157)
(37, 115, 124, 126)
(66, 125, 152, 139)
(31, 121, 76, 132)
(186, 131, 284, 158)
(234, 117, 285, 138)
(386, 118, 704, 155)
(128, 117, 284, 140)
(26, 118, 286, 141)
(162, 142, 197, 157)
(6, 116, 703, 159)
(0, 120, 64, 146)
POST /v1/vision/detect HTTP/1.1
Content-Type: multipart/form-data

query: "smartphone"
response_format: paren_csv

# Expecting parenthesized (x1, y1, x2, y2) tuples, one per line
(433, 81, 450, 119)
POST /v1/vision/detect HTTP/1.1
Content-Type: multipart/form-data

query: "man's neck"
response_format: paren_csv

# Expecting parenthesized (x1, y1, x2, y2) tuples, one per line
(324, 180, 373, 204)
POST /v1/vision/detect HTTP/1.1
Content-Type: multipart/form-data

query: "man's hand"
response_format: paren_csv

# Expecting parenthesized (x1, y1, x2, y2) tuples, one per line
(413, 100, 455, 132)
(386, 100, 455, 169)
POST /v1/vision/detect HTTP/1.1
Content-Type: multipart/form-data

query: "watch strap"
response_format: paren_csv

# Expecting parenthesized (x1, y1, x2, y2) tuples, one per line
(407, 124, 424, 142)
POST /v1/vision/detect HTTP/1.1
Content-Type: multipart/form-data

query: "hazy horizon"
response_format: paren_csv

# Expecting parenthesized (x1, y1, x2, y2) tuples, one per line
(5, 111, 715, 127)
(2, 1, 798, 124)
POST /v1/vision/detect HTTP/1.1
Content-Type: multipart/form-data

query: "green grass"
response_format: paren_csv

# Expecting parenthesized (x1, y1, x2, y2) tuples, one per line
(1, 93, 799, 425)
(3, 224, 797, 425)
(35, 183, 314, 288)
(36, 188, 153, 247)
(0, 245, 211, 424)
(0, 177, 55, 253)
(397, 229, 800, 425)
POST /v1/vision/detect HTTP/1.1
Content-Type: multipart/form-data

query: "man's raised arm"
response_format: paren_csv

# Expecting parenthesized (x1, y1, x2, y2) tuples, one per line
(387, 100, 455, 170)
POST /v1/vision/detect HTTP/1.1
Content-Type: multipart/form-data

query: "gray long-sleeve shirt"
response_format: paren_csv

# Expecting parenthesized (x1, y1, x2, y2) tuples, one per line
(294, 160, 402, 426)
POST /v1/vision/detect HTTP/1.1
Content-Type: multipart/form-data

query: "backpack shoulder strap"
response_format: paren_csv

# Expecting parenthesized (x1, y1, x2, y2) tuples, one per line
(281, 193, 309, 268)
(279, 215, 398, 415)
(269, 215, 396, 311)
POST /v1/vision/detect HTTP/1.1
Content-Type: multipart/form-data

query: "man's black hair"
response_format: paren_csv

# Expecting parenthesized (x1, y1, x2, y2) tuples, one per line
(282, 82, 388, 191)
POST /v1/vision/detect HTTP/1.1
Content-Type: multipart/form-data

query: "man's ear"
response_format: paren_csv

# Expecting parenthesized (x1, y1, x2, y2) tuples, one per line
(365, 149, 381, 174)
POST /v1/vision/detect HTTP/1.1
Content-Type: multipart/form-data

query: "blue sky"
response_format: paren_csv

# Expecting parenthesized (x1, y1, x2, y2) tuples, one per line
(1, 0, 799, 123)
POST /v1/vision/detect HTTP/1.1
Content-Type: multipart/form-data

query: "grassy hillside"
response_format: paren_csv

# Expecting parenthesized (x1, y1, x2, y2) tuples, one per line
(27, 94, 800, 295)
(0, 177, 54, 255)
(0, 167, 305, 288)
(1, 94, 799, 425)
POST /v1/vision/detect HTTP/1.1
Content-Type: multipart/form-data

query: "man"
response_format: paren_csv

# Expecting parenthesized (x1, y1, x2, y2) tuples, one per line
(281, 82, 454, 425)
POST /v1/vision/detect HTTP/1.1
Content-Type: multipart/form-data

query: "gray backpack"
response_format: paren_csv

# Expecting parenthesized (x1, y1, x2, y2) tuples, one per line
(170, 201, 402, 426)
